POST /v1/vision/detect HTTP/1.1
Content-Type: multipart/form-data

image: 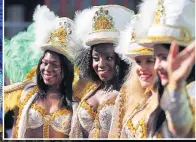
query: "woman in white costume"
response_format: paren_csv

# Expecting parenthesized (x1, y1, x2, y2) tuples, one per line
(4, 5, 79, 138)
(69, 5, 134, 138)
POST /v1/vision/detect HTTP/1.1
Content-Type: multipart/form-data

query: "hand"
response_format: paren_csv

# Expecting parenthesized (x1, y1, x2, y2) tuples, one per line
(167, 41, 195, 89)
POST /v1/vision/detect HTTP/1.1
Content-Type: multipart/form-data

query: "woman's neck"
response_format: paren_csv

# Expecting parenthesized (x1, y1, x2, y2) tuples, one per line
(47, 85, 60, 92)
(102, 81, 115, 92)
(102, 79, 120, 91)
(46, 85, 61, 98)
(146, 87, 159, 107)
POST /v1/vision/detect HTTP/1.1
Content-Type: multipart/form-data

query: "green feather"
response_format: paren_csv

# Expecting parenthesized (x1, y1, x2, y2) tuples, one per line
(4, 23, 42, 83)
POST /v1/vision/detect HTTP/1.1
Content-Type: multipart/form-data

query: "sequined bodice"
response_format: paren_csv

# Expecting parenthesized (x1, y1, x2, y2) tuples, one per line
(78, 96, 116, 134)
(27, 103, 72, 135)
(77, 100, 96, 133)
(122, 96, 162, 138)
(124, 117, 147, 138)
(95, 96, 116, 133)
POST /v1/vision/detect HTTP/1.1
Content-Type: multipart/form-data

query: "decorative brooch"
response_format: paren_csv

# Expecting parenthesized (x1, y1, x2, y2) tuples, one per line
(92, 7, 115, 31)
(48, 21, 72, 46)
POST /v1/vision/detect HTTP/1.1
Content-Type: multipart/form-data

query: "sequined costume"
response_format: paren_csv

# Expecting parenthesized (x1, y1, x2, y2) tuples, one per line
(70, 82, 118, 138)
(15, 83, 72, 138)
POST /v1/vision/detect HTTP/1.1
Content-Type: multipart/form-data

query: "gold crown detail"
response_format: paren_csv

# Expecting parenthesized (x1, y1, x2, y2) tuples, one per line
(48, 21, 72, 46)
(154, 0, 165, 24)
(92, 7, 115, 31)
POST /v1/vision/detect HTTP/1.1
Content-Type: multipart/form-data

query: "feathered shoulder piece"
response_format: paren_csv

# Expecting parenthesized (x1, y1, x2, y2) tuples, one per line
(4, 78, 35, 112)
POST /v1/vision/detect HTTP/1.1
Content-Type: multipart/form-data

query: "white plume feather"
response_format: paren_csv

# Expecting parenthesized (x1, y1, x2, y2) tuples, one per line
(115, 15, 138, 62)
(135, 0, 195, 40)
(74, 5, 135, 48)
(164, 0, 195, 37)
(32, 5, 58, 53)
(115, 24, 133, 55)
(74, 7, 95, 48)
(135, 0, 158, 39)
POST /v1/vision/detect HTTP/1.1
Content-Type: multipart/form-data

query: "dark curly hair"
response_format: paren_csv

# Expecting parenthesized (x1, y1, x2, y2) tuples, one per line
(36, 50, 74, 110)
(75, 43, 131, 90)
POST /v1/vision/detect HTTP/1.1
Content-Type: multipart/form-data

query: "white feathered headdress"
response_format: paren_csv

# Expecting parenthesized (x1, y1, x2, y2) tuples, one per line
(74, 5, 135, 48)
(116, 14, 153, 59)
(136, 0, 195, 47)
(33, 5, 78, 62)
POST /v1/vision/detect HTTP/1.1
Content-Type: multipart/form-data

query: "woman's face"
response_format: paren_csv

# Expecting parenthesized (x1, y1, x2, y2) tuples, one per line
(92, 44, 116, 82)
(153, 44, 169, 86)
(40, 52, 62, 86)
(135, 55, 157, 89)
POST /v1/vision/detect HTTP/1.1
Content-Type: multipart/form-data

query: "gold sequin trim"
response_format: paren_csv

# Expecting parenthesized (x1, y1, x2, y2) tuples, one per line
(46, 44, 74, 63)
(80, 101, 96, 119)
(131, 47, 153, 53)
(89, 29, 118, 34)
(15, 86, 38, 138)
(147, 35, 192, 43)
(48, 26, 69, 45)
(118, 88, 126, 137)
(4, 79, 33, 93)
(50, 109, 71, 121)
(31, 103, 71, 138)
(93, 96, 116, 138)
(31, 104, 45, 116)
(154, 0, 165, 24)
(80, 82, 98, 101)
(31, 103, 71, 120)
(108, 88, 127, 138)
(76, 82, 97, 116)
(97, 96, 116, 111)
(43, 123, 49, 138)
(126, 118, 147, 138)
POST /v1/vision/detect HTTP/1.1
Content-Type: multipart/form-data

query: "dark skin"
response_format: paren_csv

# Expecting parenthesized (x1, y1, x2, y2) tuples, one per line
(85, 44, 118, 138)
(12, 52, 69, 138)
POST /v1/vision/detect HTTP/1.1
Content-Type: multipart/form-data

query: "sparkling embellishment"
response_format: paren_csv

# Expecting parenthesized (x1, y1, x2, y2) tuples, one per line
(154, 0, 165, 24)
(92, 7, 115, 31)
(48, 21, 72, 47)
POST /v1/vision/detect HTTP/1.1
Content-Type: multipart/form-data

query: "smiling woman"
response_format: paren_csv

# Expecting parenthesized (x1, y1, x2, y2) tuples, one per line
(69, 5, 134, 138)
(135, 55, 156, 88)
(136, 0, 195, 138)
(108, 14, 161, 138)
(92, 44, 116, 83)
(4, 5, 78, 138)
